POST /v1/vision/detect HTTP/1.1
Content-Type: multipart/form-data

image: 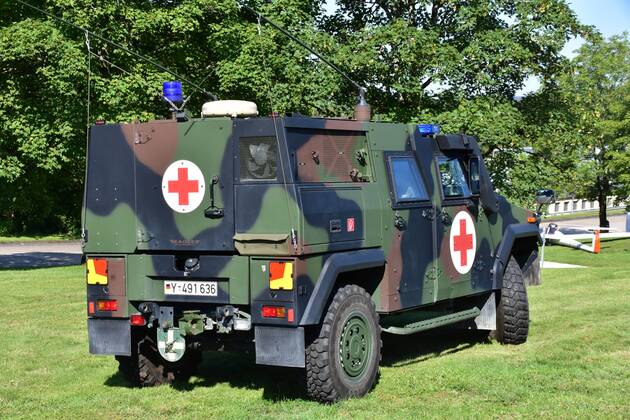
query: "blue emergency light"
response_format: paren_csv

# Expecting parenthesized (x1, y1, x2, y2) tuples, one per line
(418, 124, 440, 135)
(163, 81, 183, 104)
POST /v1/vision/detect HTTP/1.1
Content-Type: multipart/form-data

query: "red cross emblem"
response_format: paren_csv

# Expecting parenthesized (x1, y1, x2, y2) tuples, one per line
(168, 167, 199, 206)
(161, 160, 206, 214)
(453, 218, 473, 266)
(449, 211, 476, 274)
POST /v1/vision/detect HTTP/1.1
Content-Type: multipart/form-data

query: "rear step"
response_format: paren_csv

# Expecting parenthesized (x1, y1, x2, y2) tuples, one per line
(382, 307, 481, 335)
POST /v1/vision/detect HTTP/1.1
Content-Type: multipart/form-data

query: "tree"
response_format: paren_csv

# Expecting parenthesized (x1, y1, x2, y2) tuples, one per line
(0, 0, 340, 234)
(0, 0, 593, 232)
(321, 0, 590, 203)
(559, 34, 630, 227)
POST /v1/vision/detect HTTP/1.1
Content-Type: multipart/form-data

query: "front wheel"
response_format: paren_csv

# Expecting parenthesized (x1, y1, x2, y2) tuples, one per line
(495, 256, 529, 344)
(305, 285, 381, 403)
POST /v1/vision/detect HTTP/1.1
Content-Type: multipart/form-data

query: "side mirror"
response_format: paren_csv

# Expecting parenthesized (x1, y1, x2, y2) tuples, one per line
(535, 189, 555, 205)
(535, 189, 555, 214)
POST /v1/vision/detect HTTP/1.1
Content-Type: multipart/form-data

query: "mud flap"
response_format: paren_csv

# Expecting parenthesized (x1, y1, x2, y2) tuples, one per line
(88, 318, 131, 356)
(255, 326, 305, 368)
(473, 292, 497, 330)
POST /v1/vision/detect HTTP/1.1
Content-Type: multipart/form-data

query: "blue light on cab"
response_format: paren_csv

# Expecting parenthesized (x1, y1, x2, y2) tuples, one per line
(163, 81, 183, 104)
(418, 124, 440, 135)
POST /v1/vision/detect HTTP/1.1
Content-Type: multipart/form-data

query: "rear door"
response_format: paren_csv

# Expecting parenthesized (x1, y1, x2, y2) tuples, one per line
(133, 119, 235, 252)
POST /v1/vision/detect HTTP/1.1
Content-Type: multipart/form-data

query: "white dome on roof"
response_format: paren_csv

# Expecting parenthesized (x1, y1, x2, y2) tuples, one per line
(201, 100, 258, 118)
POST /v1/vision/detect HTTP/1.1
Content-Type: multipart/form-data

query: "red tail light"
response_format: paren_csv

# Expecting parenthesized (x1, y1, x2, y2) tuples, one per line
(261, 306, 286, 318)
(97, 299, 118, 312)
(130, 314, 146, 326)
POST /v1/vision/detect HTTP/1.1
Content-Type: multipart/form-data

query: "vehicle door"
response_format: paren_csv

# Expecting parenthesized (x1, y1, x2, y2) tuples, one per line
(435, 153, 494, 300)
(382, 149, 437, 311)
(133, 119, 235, 252)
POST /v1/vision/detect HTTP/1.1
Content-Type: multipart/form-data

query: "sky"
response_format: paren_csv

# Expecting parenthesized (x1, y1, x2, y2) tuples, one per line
(324, 0, 630, 95)
(519, 0, 630, 94)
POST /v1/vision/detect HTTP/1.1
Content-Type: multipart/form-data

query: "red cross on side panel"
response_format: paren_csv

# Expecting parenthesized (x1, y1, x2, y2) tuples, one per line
(453, 218, 474, 266)
(168, 167, 199, 206)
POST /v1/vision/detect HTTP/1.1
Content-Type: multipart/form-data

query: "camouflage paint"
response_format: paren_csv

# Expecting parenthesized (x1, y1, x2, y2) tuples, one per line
(83, 115, 536, 332)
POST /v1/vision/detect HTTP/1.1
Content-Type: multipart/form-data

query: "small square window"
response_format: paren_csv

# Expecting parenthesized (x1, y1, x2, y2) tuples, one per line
(239, 137, 278, 181)
(389, 156, 429, 203)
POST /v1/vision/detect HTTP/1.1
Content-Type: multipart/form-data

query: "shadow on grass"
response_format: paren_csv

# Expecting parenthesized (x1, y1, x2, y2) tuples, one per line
(380, 327, 491, 368)
(104, 326, 490, 401)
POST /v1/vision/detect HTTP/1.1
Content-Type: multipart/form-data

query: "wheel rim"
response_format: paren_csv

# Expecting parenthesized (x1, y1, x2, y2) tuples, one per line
(339, 312, 372, 379)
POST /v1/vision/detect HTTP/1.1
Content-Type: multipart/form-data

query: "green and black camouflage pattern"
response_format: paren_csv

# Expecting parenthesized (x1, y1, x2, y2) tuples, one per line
(82, 114, 539, 327)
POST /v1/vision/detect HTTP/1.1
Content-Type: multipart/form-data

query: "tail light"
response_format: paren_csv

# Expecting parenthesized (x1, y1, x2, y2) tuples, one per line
(261, 306, 286, 318)
(130, 314, 146, 326)
(96, 299, 118, 312)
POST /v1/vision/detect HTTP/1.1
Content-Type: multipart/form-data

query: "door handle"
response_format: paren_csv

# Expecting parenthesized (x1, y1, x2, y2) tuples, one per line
(204, 175, 224, 219)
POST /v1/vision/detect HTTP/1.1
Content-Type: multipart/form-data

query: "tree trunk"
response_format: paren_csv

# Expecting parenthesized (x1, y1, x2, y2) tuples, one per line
(598, 190, 609, 228)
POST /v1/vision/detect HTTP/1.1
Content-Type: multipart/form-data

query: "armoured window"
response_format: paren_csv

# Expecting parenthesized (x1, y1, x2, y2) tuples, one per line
(390, 157, 429, 202)
(287, 128, 371, 183)
(239, 136, 278, 181)
(438, 156, 472, 198)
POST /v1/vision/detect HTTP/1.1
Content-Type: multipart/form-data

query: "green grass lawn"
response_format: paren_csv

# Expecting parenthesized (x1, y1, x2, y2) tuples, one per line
(0, 234, 77, 243)
(1, 241, 629, 418)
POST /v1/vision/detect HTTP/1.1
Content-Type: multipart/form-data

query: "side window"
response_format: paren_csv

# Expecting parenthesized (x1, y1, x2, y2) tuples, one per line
(437, 156, 472, 198)
(239, 137, 278, 181)
(388, 156, 429, 204)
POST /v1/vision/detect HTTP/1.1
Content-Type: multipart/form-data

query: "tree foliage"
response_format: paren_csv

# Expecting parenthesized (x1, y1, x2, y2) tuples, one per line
(0, 0, 604, 233)
(561, 34, 630, 225)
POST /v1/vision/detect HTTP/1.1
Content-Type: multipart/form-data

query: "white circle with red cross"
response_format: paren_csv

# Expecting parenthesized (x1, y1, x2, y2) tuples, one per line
(449, 211, 477, 274)
(161, 160, 205, 213)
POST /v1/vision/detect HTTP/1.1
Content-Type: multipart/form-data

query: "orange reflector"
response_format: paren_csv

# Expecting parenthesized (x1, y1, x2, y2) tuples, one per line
(527, 216, 537, 223)
(269, 261, 293, 290)
(261, 306, 286, 318)
(87, 258, 108, 285)
(288, 308, 294, 323)
(97, 299, 118, 312)
(130, 314, 145, 326)
(88, 301, 95, 315)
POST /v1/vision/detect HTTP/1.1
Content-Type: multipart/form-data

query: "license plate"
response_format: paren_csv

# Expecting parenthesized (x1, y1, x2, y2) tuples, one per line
(164, 281, 218, 296)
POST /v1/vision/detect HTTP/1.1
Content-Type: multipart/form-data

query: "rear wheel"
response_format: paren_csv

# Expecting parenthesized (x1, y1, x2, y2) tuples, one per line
(116, 330, 201, 387)
(496, 256, 529, 344)
(305, 285, 381, 402)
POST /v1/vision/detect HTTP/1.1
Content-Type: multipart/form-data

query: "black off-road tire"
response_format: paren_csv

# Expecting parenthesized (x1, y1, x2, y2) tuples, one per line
(495, 256, 529, 344)
(116, 330, 202, 387)
(305, 285, 381, 403)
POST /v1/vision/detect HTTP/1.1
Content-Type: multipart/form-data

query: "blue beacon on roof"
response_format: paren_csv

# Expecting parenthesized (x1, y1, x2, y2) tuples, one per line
(417, 124, 440, 135)
(163, 81, 183, 104)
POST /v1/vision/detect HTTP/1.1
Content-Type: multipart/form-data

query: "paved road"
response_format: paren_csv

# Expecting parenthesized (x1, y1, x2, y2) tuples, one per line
(0, 241, 82, 268)
(541, 213, 628, 233)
